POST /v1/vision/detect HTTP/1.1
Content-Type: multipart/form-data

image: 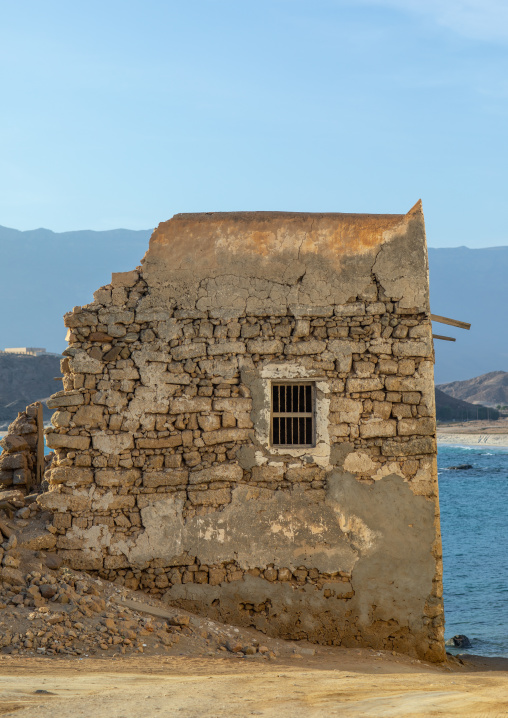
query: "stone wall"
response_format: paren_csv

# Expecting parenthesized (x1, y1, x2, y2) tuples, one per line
(38, 203, 445, 661)
(0, 402, 44, 493)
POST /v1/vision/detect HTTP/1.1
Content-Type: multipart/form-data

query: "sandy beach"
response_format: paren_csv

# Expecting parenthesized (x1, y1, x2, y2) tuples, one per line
(0, 652, 507, 718)
(437, 433, 508, 448)
(437, 417, 508, 448)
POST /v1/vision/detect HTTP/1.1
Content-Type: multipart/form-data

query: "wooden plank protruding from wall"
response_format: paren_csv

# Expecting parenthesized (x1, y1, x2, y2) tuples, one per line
(430, 314, 471, 330)
(35, 402, 45, 487)
(432, 334, 456, 342)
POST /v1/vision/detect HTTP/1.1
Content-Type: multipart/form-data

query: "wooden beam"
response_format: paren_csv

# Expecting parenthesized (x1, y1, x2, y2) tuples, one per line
(430, 314, 471, 330)
(432, 334, 456, 342)
(35, 402, 44, 488)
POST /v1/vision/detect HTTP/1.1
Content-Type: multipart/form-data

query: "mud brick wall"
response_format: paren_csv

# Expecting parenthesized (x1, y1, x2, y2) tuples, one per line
(0, 402, 44, 493)
(38, 203, 445, 661)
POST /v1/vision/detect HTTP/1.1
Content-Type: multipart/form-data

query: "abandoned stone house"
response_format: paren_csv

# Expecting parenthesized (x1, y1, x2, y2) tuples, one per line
(38, 201, 444, 661)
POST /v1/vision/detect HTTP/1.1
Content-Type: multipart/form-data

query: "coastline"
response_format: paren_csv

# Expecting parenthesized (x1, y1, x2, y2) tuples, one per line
(437, 433, 508, 449)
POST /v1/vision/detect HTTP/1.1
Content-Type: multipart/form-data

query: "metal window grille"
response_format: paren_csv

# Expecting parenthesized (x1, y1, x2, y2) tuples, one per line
(271, 382, 315, 447)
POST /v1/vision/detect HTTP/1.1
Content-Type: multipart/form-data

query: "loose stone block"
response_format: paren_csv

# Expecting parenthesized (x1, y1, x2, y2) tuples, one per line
(290, 305, 334, 317)
(99, 308, 135, 325)
(372, 401, 392, 420)
(246, 339, 283, 355)
(171, 344, 207, 361)
(111, 269, 139, 287)
(164, 372, 191, 385)
(92, 433, 134, 455)
(136, 436, 183, 449)
(285, 466, 324, 482)
(45, 433, 90, 450)
(69, 351, 103, 375)
(392, 403, 412, 419)
(49, 467, 94, 486)
(251, 465, 284, 482)
(368, 339, 392, 355)
(0, 453, 27, 470)
(381, 436, 436, 456)
(334, 302, 365, 316)
(328, 423, 350, 438)
(346, 377, 383, 393)
(360, 420, 397, 438)
(0, 435, 29, 453)
(37, 491, 92, 512)
(384, 376, 424, 392)
(291, 319, 309, 338)
(393, 340, 432, 357)
(143, 470, 189, 488)
(402, 392, 421, 404)
(285, 340, 326, 355)
(73, 405, 104, 427)
(95, 469, 141, 487)
(208, 341, 246, 356)
(135, 307, 172, 322)
(398, 418, 435, 436)
(378, 359, 398, 374)
(47, 390, 84, 409)
(64, 310, 98, 328)
(398, 359, 416, 375)
(329, 397, 362, 422)
(366, 302, 386, 315)
(92, 493, 136, 511)
(12, 469, 28, 484)
(198, 414, 221, 432)
(189, 465, 243, 485)
(201, 429, 250, 445)
(212, 398, 252, 413)
(0, 471, 13, 486)
(169, 397, 212, 413)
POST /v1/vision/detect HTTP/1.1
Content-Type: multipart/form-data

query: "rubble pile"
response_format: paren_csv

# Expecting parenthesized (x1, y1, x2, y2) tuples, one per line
(0, 568, 186, 657)
(0, 488, 281, 660)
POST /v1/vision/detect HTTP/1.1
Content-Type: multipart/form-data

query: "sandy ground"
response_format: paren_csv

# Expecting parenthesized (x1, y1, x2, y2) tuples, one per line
(0, 652, 507, 717)
(437, 433, 508, 448)
(437, 418, 508, 448)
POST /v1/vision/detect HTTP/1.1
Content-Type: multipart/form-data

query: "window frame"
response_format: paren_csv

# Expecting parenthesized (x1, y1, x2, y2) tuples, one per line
(270, 380, 316, 449)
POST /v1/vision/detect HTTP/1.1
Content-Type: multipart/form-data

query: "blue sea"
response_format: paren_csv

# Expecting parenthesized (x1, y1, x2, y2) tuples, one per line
(438, 442, 508, 657)
(0, 433, 506, 656)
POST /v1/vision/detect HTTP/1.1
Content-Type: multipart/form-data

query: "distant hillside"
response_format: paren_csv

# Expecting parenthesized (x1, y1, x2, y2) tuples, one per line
(428, 246, 508, 383)
(437, 371, 508, 408)
(435, 387, 499, 423)
(1, 225, 507, 383)
(0, 224, 152, 356)
(0, 354, 61, 428)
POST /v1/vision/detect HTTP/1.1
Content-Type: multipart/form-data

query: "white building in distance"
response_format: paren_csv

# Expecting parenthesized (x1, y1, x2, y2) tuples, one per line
(2, 347, 46, 356)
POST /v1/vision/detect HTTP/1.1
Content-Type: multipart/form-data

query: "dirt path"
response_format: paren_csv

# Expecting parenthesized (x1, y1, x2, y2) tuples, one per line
(1, 653, 507, 717)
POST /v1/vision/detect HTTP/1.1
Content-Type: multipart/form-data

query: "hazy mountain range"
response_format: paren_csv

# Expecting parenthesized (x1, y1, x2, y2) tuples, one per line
(0, 354, 60, 428)
(438, 371, 508, 407)
(1, 224, 507, 384)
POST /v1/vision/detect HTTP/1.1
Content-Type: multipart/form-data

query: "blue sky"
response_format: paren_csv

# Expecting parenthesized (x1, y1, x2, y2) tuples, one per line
(1, 0, 507, 247)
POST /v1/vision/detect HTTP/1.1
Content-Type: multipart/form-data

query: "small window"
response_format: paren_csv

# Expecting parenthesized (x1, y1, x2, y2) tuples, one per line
(271, 382, 315, 447)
